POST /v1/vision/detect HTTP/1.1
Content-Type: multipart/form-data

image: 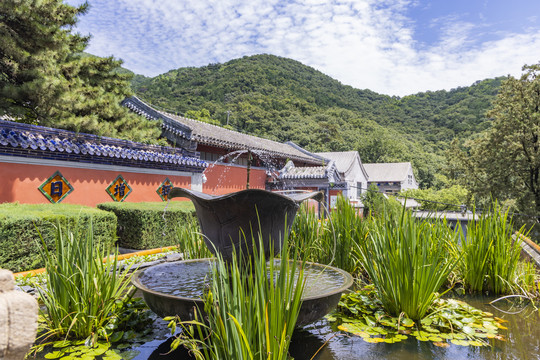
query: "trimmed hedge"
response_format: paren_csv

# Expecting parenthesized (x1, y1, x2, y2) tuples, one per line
(0, 203, 117, 272)
(97, 201, 196, 250)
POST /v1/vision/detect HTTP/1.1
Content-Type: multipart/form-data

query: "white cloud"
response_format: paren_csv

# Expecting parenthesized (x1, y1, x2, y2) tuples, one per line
(72, 0, 540, 96)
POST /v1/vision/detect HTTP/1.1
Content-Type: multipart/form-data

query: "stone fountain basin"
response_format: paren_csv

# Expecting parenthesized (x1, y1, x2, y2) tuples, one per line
(131, 259, 354, 327)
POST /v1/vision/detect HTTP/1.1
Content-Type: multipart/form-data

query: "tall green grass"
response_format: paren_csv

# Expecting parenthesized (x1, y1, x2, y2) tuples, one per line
(171, 234, 305, 360)
(461, 205, 525, 294)
(175, 217, 213, 259)
(323, 195, 367, 275)
(290, 195, 367, 276)
(355, 209, 460, 320)
(289, 203, 323, 262)
(37, 224, 134, 343)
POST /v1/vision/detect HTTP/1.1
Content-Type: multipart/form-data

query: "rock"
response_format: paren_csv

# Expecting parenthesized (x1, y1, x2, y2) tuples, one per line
(14, 285, 36, 295)
(131, 259, 164, 270)
(165, 253, 183, 262)
(0, 269, 38, 360)
(0, 269, 14, 292)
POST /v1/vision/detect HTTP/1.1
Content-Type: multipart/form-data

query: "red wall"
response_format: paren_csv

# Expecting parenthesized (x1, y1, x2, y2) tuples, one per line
(203, 164, 266, 195)
(0, 162, 191, 207)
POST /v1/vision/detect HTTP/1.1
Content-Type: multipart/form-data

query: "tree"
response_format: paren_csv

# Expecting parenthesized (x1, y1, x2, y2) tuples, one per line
(361, 184, 402, 217)
(456, 63, 540, 218)
(400, 185, 469, 211)
(0, 0, 160, 142)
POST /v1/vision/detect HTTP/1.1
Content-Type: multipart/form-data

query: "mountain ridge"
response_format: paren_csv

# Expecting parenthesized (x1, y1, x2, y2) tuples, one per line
(130, 54, 503, 187)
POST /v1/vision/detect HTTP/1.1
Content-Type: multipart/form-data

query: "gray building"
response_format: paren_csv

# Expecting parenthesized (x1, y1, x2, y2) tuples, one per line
(363, 162, 418, 194)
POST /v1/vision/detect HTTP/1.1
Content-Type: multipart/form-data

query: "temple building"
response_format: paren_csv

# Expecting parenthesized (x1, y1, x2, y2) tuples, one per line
(277, 150, 369, 210)
(0, 117, 205, 206)
(1, 96, 417, 211)
(121, 97, 325, 195)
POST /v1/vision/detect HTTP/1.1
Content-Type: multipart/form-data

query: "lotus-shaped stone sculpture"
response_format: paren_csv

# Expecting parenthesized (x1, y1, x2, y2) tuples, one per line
(168, 187, 324, 262)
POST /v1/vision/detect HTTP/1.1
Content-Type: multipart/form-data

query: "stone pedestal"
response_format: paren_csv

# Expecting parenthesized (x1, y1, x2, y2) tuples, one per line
(0, 269, 38, 360)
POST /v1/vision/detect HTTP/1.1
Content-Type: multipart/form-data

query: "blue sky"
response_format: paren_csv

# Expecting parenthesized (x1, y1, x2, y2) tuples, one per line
(68, 0, 540, 96)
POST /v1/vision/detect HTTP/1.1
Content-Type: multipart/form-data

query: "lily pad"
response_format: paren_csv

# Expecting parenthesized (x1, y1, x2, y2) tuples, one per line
(120, 350, 141, 360)
(401, 318, 414, 327)
(52, 341, 71, 348)
(44, 351, 66, 359)
(433, 341, 450, 348)
(330, 287, 507, 348)
(451, 339, 470, 346)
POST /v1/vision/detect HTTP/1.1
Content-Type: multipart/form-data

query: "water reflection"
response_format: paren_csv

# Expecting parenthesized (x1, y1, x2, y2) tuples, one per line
(289, 296, 539, 360)
(134, 295, 539, 360)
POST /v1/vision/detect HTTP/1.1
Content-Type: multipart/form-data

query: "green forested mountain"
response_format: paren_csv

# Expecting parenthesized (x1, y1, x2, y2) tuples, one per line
(132, 54, 503, 187)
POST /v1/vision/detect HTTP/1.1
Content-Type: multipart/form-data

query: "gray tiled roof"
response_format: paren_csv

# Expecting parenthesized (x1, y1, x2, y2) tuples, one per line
(315, 151, 360, 174)
(123, 97, 323, 165)
(279, 160, 341, 182)
(163, 112, 323, 164)
(280, 166, 327, 179)
(363, 162, 412, 182)
(0, 119, 206, 171)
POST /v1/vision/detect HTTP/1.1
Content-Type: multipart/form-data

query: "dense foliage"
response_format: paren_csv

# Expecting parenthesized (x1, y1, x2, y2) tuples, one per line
(449, 64, 540, 221)
(0, 203, 116, 272)
(400, 185, 469, 211)
(96, 201, 195, 249)
(132, 54, 502, 187)
(0, 0, 161, 142)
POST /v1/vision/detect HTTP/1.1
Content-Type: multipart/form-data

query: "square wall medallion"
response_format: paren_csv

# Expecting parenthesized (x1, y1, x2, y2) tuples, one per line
(106, 175, 132, 202)
(156, 178, 174, 201)
(38, 171, 74, 203)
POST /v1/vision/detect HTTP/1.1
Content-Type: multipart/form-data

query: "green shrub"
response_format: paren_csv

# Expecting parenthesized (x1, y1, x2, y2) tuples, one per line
(0, 203, 116, 272)
(97, 201, 195, 249)
(361, 184, 402, 218)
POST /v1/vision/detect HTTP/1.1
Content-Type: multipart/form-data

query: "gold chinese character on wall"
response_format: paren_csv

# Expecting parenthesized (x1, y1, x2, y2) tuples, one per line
(38, 171, 74, 203)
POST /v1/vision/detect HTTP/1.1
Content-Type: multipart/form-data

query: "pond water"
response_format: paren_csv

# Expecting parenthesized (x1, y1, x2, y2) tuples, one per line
(137, 259, 349, 299)
(132, 295, 539, 360)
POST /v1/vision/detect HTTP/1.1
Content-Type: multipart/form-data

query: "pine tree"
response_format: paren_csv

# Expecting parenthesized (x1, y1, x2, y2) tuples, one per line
(0, 0, 161, 143)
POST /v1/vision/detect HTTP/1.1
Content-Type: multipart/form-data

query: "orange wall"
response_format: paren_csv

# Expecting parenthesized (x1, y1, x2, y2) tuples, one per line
(1, 162, 191, 207)
(203, 164, 266, 195)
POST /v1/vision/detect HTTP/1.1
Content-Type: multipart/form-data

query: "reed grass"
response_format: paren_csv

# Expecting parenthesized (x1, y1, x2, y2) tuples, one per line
(289, 203, 323, 262)
(355, 209, 459, 320)
(290, 195, 367, 276)
(323, 195, 367, 275)
(171, 233, 305, 360)
(175, 217, 213, 259)
(37, 223, 134, 343)
(461, 205, 525, 294)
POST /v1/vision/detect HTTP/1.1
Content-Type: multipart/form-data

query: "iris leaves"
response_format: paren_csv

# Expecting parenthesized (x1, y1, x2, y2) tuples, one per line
(355, 209, 460, 320)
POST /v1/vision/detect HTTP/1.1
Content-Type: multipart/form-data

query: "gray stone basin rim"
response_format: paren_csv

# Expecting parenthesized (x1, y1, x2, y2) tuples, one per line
(168, 187, 324, 262)
(132, 259, 354, 327)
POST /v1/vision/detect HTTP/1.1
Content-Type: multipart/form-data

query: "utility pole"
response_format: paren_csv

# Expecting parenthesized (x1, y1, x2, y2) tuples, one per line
(226, 111, 231, 126)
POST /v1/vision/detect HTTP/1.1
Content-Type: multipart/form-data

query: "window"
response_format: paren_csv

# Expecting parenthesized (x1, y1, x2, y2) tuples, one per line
(408, 174, 413, 185)
(356, 182, 362, 198)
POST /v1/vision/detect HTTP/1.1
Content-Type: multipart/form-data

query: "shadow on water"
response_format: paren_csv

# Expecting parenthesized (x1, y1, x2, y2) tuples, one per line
(135, 295, 539, 360)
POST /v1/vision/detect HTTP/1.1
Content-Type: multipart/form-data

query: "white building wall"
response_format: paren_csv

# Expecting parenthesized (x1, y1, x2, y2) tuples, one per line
(343, 157, 369, 203)
(399, 165, 419, 191)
